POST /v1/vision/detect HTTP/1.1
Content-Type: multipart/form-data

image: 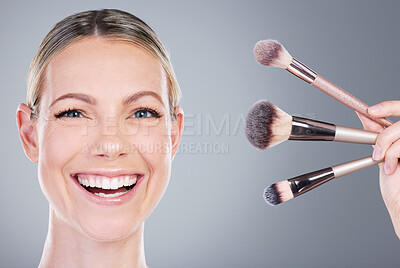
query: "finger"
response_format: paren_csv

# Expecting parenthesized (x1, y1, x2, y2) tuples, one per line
(383, 139, 400, 175)
(355, 111, 384, 132)
(369, 101, 400, 118)
(373, 120, 400, 161)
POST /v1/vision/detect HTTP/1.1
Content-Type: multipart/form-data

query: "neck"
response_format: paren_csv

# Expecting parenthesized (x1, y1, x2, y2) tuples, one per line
(39, 208, 147, 268)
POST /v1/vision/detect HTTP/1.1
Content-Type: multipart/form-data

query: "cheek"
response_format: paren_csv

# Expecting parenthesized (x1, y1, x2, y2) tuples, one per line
(40, 124, 86, 168)
(123, 117, 171, 157)
(132, 123, 172, 200)
(38, 124, 86, 202)
(132, 122, 172, 163)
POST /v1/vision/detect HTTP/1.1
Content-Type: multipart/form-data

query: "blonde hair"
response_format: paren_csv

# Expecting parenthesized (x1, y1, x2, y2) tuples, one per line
(27, 9, 181, 120)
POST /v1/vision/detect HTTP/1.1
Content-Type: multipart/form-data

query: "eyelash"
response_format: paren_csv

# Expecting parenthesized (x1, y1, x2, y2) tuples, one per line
(131, 107, 162, 119)
(54, 108, 85, 118)
(53, 107, 162, 119)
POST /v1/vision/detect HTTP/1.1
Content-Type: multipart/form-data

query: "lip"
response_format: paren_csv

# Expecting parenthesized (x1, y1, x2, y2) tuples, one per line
(70, 170, 145, 206)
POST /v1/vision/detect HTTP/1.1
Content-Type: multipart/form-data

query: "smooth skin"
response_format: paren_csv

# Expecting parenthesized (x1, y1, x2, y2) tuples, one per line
(356, 101, 400, 239)
(16, 37, 184, 268)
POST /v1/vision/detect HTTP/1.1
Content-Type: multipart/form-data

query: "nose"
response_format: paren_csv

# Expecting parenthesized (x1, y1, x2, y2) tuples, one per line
(93, 136, 127, 161)
(86, 116, 130, 161)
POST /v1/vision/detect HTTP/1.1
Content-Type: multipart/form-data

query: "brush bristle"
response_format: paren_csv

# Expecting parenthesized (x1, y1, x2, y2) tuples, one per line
(245, 100, 292, 149)
(253, 39, 292, 69)
(264, 180, 294, 206)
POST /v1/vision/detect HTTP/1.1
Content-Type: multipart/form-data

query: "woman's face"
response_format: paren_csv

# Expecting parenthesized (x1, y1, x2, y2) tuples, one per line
(30, 37, 182, 240)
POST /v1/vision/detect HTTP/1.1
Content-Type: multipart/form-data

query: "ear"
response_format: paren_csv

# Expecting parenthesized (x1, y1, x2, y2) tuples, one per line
(16, 103, 39, 163)
(170, 106, 184, 160)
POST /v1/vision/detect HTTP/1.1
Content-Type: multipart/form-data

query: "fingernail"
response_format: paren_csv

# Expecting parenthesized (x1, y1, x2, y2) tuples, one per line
(384, 162, 391, 175)
(373, 145, 382, 160)
(369, 104, 382, 114)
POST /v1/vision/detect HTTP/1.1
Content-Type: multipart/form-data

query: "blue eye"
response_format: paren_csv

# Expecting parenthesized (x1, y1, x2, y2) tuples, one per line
(55, 109, 83, 118)
(133, 108, 161, 119)
(134, 110, 150, 118)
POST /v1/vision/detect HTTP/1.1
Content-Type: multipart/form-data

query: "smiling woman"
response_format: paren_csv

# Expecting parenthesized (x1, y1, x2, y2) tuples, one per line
(16, 9, 183, 268)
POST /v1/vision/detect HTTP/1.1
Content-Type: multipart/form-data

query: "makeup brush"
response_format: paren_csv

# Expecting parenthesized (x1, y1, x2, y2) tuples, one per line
(245, 100, 378, 149)
(264, 156, 381, 206)
(253, 39, 393, 127)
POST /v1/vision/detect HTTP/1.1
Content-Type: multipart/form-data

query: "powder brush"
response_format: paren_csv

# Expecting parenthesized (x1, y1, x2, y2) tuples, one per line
(245, 100, 378, 149)
(253, 39, 392, 127)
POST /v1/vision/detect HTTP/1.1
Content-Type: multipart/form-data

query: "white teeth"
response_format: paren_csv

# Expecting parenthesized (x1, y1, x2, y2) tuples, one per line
(129, 176, 137, 185)
(102, 179, 111, 189)
(124, 176, 130, 186)
(77, 175, 138, 189)
(118, 178, 124, 188)
(110, 178, 119, 190)
(94, 191, 128, 197)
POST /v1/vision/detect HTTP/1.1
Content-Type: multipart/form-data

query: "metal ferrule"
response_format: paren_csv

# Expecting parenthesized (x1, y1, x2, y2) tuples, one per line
(288, 156, 381, 199)
(332, 156, 381, 178)
(288, 167, 335, 197)
(290, 116, 336, 141)
(334, 126, 377, 144)
(286, 58, 317, 83)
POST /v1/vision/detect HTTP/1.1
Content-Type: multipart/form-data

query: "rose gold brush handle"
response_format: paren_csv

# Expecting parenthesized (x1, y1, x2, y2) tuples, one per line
(287, 156, 382, 198)
(287, 58, 393, 128)
(331, 156, 382, 177)
(313, 75, 393, 127)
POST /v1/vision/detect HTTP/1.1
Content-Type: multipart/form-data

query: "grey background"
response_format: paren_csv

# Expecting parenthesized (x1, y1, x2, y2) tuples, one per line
(2, 0, 400, 267)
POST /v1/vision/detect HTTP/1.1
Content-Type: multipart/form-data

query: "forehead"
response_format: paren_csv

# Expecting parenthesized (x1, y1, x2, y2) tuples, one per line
(42, 37, 168, 105)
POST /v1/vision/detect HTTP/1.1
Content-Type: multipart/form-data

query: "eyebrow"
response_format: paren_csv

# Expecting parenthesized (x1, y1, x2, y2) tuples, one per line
(122, 91, 164, 106)
(49, 93, 96, 108)
(49, 91, 164, 108)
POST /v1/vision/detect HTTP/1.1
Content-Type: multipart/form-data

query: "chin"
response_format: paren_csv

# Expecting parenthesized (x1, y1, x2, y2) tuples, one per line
(76, 212, 145, 242)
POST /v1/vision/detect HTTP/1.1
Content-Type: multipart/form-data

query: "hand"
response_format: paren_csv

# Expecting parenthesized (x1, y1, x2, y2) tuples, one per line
(356, 101, 400, 239)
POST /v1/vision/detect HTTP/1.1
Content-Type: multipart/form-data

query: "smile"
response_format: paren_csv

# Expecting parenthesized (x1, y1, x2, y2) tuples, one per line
(71, 173, 141, 198)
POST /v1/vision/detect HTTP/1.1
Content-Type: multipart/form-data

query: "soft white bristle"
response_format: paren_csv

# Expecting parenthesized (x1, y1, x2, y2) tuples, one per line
(253, 39, 292, 69)
(274, 180, 294, 203)
(269, 103, 292, 148)
(263, 180, 294, 206)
